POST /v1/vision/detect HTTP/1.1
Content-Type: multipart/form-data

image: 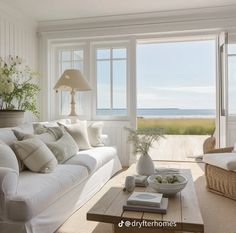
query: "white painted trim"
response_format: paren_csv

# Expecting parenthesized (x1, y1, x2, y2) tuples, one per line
(38, 5, 236, 33)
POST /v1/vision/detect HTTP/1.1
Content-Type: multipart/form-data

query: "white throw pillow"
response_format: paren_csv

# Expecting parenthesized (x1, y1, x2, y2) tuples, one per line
(0, 140, 19, 174)
(87, 122, 105, 147)
(58, 121, 92, 150)
(46, 133, 79, 163)
(13, 138, 58, 173)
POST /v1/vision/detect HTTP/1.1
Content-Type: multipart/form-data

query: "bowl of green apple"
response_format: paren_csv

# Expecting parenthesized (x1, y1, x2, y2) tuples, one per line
(147, 174, 188, 195)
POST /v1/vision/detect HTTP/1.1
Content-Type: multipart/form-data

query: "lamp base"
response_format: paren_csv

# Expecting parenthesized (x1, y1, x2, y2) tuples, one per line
(69, 89, 78, 116)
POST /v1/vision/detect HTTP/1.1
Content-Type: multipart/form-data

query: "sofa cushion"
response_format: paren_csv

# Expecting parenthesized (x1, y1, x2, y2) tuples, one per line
(0, 140, 19, 174)
(13, 138, 58, 173)
(46, 133, 79, 164)
(64, 146, 117, 173)
(7, 164, 89, 221)
(203, 152, 236, 171)
(87, 122, 104, 147)
(12, 129, 56, 143)
(58, 121, 92, 150)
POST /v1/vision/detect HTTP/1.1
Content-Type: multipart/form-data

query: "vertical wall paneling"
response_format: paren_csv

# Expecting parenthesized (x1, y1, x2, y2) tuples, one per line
(0, 4, 38, 121)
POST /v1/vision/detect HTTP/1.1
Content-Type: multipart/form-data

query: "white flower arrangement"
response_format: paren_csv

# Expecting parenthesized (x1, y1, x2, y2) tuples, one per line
(0, 56, 40, 116)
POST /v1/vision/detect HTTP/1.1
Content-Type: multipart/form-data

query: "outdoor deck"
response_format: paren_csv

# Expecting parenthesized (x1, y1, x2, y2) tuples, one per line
(148, 135, 209, 161)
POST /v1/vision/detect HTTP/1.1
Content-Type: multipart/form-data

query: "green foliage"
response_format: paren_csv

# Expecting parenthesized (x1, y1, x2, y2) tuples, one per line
(125, 127, 164, 156)
(0, 56, 40, 117)
(137, 118, 215, 135)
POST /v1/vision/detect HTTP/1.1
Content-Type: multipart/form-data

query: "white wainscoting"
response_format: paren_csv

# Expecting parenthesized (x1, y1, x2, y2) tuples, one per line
(0, 2, 37, 68)
(228, 118, 236, 146)
(0, 2, 38, 121)
(102, 121, 132, 166)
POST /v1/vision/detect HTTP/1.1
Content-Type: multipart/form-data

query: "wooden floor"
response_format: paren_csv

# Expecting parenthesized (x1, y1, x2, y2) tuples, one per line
(149, 135, 208, 161)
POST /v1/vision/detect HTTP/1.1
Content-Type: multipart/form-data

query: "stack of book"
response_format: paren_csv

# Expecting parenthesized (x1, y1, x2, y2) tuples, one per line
(123, 192, 168, 214)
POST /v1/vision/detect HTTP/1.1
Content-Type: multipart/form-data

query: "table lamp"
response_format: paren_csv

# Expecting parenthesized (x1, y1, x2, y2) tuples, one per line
(54, 69, 92, 116)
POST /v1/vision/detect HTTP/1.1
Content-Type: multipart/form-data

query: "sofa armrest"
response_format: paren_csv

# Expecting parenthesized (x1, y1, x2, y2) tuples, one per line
(0, 168, 18, 197)
(206, 147, 234, 154)
(101, 134, 110, 146)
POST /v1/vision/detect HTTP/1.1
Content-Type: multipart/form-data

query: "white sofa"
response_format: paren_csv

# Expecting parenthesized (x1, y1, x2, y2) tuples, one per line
(0, 123, 122, 233)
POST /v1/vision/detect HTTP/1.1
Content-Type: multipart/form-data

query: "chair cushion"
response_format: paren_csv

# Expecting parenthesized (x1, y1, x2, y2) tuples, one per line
(64, 146, 117, 173)
(7, 164, 89, 221)
(203, 152, 236, 171)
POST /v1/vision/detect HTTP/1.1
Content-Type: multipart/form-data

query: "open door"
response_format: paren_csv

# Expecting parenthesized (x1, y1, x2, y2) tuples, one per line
(217, 32, 228, 147)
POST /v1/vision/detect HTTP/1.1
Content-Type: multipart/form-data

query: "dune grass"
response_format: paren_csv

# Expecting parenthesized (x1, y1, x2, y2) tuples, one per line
(137, 117, 215, 135)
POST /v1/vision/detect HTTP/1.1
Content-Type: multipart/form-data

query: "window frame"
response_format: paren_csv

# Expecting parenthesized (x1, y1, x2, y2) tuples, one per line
(91, 41, 131, 120)
(54, 43, 87, 118)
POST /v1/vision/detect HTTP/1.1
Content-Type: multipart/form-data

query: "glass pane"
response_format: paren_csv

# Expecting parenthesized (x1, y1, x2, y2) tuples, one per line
(96, 109, 127, 116)
(73, 61, 83, 70)
(97, 60, 111, 109)
(61, 91, 70, 115)
(76, 92, 83, 114)
(97, 49, 110, 59)
(112, 60, 127, 110)
(73, 50, 83, 60)
(228, 44, 236, 54)
(61, 51, 71, 61)
(228, 56, 236, 114)
(61, 62, 72, 73)
(112, 48, 127, 59)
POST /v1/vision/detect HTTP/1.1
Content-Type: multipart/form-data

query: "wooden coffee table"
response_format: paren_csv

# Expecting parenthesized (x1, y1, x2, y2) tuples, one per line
(87, 167, 204, 233)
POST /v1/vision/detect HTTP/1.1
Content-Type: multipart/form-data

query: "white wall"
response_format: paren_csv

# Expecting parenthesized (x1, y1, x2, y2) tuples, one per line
(0, 2, 37, 67)
(0, 2, 38, 121)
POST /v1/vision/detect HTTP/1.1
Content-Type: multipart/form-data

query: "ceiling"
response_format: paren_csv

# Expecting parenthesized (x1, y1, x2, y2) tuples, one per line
(2, 0, 236, 22)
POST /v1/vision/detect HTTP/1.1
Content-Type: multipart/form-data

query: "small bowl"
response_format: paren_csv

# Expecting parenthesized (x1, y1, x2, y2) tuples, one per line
(147, 174, 188, 195)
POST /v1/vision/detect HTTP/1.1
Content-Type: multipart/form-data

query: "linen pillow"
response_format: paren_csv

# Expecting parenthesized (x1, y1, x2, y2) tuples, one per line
(46, 133, 79, 163)
(33, 123, 64, 140)
(0, 140, 19, 174)
(87, 122, 105, 147)
(13, 138, 58, 173)
(12, 129, 56, 143)
(58, 121, 92, 150)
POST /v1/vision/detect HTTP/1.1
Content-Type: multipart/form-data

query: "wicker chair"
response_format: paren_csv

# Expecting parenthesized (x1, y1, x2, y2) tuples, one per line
(204, 147, 236, 201)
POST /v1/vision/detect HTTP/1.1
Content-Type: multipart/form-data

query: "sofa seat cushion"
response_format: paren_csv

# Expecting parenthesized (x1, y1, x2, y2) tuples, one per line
(7, 164, 89, 221)
(64, 146, 117, 173)
(203, 152, 236, 171)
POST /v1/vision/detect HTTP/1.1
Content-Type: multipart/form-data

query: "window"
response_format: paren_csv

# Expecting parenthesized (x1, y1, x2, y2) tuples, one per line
(228, 44, 236, 115)
(58, 49, 84, 115)
(95, 47, 127, 116)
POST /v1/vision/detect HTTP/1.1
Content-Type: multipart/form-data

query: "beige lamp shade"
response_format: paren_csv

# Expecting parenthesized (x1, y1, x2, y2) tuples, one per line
(54, 69, 92, 116)
(54, 69, 92, 91)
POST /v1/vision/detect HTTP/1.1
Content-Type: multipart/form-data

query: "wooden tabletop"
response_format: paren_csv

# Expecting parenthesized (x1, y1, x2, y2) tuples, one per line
(87, 169, 204, 233)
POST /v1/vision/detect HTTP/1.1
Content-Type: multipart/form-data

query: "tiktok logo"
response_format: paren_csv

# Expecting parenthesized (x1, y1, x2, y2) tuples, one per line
(118, 220, 124, 228)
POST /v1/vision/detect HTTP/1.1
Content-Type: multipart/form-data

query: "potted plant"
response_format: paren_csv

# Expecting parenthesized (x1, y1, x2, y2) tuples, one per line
(125, 127, 164, 176)
(0, 56, 40, 127)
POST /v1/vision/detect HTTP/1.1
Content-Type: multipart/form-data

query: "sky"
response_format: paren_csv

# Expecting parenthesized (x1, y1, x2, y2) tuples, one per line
(137, 40, 216, 109)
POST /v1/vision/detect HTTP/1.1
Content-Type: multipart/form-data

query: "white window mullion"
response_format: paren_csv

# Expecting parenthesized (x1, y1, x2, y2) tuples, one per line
(110, 49, 113, 109)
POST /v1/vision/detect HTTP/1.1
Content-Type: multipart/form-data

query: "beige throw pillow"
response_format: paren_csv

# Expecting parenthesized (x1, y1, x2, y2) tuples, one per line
(87, 122, 104, 147)
(12, 129, 56, 143)
(13, 138, 58, 173)
(58, 121, 92, 150)
(0, 140, 19, 174)
(46, 133, 79, 163)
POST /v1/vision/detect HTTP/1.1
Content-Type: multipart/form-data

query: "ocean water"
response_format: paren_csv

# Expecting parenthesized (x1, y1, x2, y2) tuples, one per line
(96, 108, 216, 118)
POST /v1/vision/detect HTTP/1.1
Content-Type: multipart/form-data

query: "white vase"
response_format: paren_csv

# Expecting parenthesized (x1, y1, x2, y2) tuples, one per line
(136, 154, 155, 176)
